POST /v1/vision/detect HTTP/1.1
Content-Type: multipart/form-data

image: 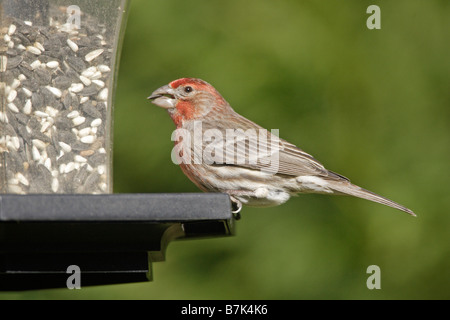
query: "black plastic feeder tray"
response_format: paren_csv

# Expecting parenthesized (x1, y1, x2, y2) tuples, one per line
(0, 193, 234, 291)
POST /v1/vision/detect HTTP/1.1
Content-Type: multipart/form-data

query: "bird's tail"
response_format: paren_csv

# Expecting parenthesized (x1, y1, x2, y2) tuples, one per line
(328, 181, 416, 216)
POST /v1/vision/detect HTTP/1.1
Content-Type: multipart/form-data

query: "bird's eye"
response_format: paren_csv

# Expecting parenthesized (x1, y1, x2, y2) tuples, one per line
(184, 86, 193, 93)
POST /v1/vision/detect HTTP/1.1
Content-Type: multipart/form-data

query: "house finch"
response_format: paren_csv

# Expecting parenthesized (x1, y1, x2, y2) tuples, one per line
(148, 78, 415, 218)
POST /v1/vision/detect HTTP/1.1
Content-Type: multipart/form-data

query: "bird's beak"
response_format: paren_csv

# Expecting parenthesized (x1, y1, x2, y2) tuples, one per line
(147, 85, 177, 109)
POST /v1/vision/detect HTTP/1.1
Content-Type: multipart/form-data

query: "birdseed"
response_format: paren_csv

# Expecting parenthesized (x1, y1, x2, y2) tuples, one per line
(0, 5, 113, 194)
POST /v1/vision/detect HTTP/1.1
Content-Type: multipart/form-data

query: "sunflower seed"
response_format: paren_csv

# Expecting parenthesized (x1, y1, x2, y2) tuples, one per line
(30, 60, 41, 69)
(46, 60, 59, 68)
(90, 71, 102, 80)
(7, 89, 17, 103)
(34, 111, 49, 118)
(78, 127, 92, 137)
(97, 64, 111, 73)
(67, 39, 79, 52)
(81, 85, 98, 96)
(7, 185, 24, 193)
(58, 130, 77, 144)
(31, 92, 43, 108)
(26, 46, 41, 55)
(34, 69, 51, 85)
(59, 163, 66, 174)
(98, 88, 108, 101)
(40, 121, 52, 133)
(79, 75, 92, 86)
(64, 162, 77, 173)
(34, 42, 45, 52)
(7, 103, 19, 113)
(72, 116, 86, 126)
(45, 106, 59, 118)
(69, 83, 84, 93)
(23, 99, 32, 114)
(45, 86, 62, 98)
(32, 145, 41, 161)
(54, 76, 71, 89)
(67, 111, 79, 118)
(74, 155, 87, 163)
(44, 157, 52, 170)
(11, 136, 20, 150)
(22, 87, 32, 97)
(66, 56, 85, 72)
(11, 79, 21, 90)
(92, 79, 105, 88)
(84, 49, 104, 62)
(84, 171, 100, 192)
(79, 96, 89, 104)
(81, 66, 97, 78)
(8, 24, 17, 35)
(58, 141, 72, 153)
(80, 149, 95, 157)
(88, 153, 106, 166)
(7, 55, 23, 69)
(51, 177, 59, 192)
(80, 135, 95, 144)
(16, 173, 30, 186)
(91, 118, 102, 127)
(33, 139, 47, 150)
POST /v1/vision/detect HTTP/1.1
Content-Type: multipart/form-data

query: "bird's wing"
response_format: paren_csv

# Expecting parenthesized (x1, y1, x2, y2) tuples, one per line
(199, 113, 349, 181)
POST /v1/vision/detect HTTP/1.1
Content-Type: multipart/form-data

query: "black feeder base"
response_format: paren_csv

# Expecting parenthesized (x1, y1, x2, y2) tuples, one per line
(0, 193, 235, 291)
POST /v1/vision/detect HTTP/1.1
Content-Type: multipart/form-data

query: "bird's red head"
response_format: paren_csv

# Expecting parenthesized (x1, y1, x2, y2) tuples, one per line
(148, 78, 228, 127)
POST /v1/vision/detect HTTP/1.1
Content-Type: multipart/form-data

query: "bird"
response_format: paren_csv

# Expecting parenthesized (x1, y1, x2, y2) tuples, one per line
(148, 78, 415, 218)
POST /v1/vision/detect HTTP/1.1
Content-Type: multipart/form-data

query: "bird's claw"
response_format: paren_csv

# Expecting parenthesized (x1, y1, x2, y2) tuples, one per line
(231, 197, 242, 220)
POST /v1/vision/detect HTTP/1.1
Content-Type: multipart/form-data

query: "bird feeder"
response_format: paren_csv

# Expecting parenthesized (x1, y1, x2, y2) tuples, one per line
(0, 0, 234, 291)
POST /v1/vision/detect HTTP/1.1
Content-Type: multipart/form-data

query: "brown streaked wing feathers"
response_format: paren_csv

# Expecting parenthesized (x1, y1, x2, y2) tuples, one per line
(199, 111, 349, 182)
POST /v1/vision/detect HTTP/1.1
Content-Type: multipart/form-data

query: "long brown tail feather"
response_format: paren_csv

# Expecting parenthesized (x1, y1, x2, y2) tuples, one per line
(328, 182, 416, 216)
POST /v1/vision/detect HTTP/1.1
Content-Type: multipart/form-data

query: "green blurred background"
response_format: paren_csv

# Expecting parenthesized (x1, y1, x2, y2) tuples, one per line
(2, 0, 450, 299)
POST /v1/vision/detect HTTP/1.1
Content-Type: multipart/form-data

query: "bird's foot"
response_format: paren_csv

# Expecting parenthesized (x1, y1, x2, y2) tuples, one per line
(230, 197, 242, 220)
